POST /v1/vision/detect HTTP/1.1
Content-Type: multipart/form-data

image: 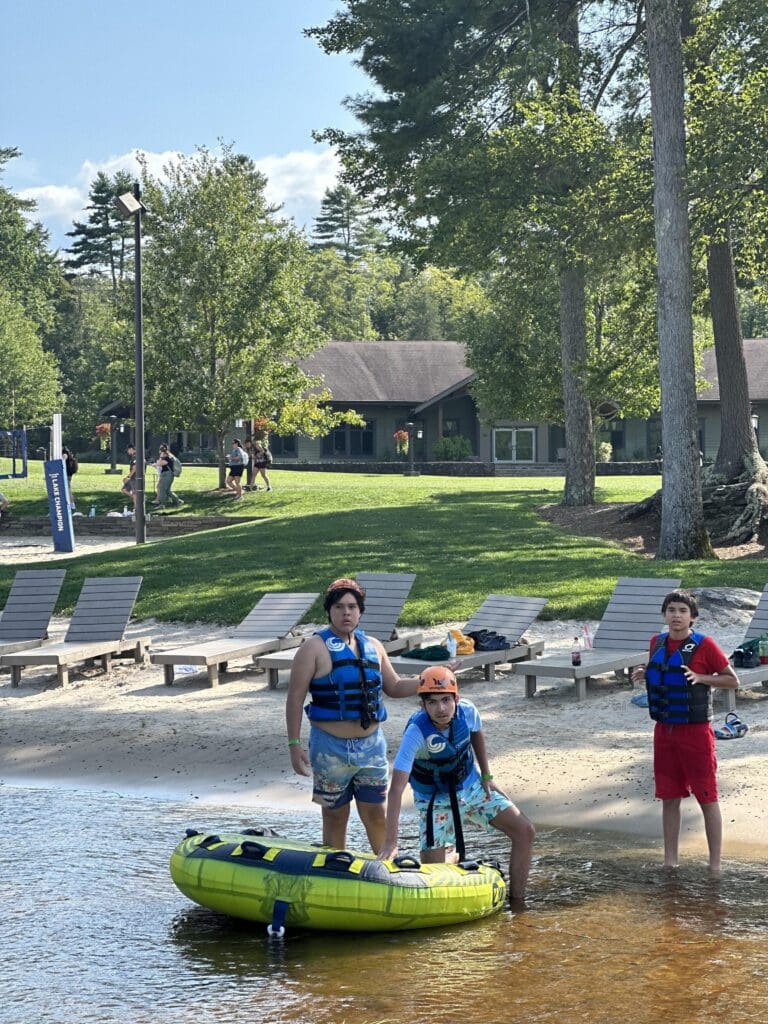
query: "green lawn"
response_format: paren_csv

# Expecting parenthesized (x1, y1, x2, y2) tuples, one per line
(1, 463, 765, 626)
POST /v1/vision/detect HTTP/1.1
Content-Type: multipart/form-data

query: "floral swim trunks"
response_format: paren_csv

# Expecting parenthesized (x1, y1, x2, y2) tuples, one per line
(414, 778, 513, 850)
(309, 726, 389, 809)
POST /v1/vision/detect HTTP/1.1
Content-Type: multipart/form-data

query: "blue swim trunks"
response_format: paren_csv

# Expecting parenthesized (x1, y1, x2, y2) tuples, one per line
(308, 726, 389, 809)
(414, 779, 513, 850)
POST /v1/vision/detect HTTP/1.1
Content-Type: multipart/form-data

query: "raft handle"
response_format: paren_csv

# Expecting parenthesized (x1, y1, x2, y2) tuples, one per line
(322, 851, 356, 871)
(198, 834, 222, 848)
(458, 860, 480, 871)
(392, 855, 422, 870)
(242, 827, 278, 837)
(184, 828, 200, 838)
(240, 841, 271, 860)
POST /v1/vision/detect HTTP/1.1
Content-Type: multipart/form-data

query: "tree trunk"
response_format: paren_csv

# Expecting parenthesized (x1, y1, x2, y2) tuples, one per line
(218, 431, 227, 490)
(555, 2, 594, 507)
(645, 0, 712, 559)
(560, 264, 595, 505)
(707, 229, 766, 479)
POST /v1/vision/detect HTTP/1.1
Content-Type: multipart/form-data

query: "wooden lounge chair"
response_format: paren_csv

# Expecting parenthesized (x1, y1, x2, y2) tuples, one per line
(385, 593, 549, 683)
(150, 591, 319, 687)
(509, 576, 681, 700)
(254, 572, 422, 688)
(1, 576, 148, 688)
(0, 569, 66, 657)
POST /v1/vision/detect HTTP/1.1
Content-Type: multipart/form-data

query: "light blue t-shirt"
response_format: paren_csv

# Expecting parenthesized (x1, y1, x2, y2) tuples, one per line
(393, 698, 481, 790)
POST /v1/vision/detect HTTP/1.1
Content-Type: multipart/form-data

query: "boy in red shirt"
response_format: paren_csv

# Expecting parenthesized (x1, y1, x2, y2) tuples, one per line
(631, 589, 739, 873)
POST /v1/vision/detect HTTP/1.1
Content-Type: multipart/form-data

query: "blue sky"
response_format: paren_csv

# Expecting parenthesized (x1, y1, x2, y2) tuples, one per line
(2, 1, 370, 249)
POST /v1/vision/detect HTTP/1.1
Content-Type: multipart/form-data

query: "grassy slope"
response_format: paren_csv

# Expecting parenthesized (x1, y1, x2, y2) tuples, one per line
(1, 464, 764, 626)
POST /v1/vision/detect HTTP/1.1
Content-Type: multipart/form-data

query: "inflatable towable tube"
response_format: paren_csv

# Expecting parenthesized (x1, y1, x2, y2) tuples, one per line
(170, 828, 506, 933)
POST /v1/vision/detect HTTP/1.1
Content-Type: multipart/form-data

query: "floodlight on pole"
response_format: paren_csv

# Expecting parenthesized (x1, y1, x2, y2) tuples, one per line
(114, 183, 148, 544)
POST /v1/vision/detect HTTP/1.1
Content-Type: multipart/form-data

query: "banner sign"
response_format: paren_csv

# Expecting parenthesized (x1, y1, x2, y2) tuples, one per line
(44, 458, 76, 553)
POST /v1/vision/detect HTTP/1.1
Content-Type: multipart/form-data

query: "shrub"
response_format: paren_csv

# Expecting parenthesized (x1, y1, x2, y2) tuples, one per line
(432, 435, 473, 461)
(595, 441, 613, 464)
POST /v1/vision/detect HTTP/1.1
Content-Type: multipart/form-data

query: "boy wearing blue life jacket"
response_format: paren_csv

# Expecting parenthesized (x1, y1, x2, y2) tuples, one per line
(378, 666, 535, 903)
(286, 578, 424, 854)
(631, 589, 739, 873)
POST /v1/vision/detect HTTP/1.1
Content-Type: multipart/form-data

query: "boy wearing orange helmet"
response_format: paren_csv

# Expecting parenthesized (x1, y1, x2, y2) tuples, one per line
(378, 666, 535, 903)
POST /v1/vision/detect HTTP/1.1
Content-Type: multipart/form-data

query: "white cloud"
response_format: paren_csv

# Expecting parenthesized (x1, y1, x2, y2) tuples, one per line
(18, 184, 85, 230)
(17, 146, 340, 247)
(255, 149, 340, 227)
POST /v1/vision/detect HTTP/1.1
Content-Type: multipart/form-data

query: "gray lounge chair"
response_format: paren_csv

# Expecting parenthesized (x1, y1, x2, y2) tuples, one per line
(150, 591, 319, 687)
(385, 593, 549, 682)
(509, 576, 681, 700)
(254, 572, 422, 688)
(0, 569, 66, 657)
(1, 576, 148, 688)
(355, 572, 422, 651)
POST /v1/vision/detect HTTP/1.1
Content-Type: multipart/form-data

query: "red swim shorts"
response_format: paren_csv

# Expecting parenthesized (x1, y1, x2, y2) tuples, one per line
(653, 722, 718, 803)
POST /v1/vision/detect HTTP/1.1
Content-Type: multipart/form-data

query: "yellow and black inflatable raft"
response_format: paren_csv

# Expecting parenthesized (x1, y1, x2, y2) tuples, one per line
(170, 828, 506, 933)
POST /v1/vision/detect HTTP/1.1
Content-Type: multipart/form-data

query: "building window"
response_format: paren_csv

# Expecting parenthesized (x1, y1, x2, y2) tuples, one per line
(322, 420, 376, 457)
(270, 434, 297, 457)
(443, 418, 461, 438)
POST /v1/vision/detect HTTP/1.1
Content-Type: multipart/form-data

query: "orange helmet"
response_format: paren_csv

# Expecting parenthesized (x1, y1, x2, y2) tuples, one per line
(418, 666, 458, 695)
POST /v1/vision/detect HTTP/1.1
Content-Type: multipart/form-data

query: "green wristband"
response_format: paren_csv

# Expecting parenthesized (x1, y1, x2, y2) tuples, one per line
(481, 773, 494, 781)
(288, 739, 301, 746)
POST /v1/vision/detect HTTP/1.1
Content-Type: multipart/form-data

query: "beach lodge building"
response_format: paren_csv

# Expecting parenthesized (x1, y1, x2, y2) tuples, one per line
(259, 338, 768, 472)
(118, 338, 767, 472)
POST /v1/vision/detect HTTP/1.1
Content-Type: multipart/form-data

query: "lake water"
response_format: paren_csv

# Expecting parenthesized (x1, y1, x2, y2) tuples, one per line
(2, 784, 767, 1024)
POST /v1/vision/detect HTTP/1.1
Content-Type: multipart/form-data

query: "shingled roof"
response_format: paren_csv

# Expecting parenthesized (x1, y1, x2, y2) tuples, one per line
(698, 338, 768, 402)
(300, 341, 474, 404)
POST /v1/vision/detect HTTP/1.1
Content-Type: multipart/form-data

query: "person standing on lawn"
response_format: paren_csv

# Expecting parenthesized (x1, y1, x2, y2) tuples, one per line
(286, 577, 430, 854)
(121, 443, 137, 509)
(377, 666, 535, 905)
(226, 438, 247, 499)
(252, 441, 273, 491)
(631, 589, 739, 873)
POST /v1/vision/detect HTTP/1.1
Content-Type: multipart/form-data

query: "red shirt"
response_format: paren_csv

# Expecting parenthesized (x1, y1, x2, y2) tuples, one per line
(648, 633, 729, 675)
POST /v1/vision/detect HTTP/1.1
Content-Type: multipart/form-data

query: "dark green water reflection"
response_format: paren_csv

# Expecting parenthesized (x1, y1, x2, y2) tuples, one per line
(1, 785, 766, 1024)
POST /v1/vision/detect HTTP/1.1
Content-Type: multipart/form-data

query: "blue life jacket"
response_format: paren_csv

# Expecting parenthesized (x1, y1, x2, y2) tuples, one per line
(407, 702, 475, 861)
(306, 627, 385, 728)
(645, 630, 712, 724)
(408, 703, 474, 798)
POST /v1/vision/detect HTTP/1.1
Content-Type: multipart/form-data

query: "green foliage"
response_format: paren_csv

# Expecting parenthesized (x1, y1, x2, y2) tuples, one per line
(0, 147, 65, 335)
(65, 170, 135, 290)
(305, 248, 378, 339)
(595, 441, 612, 464)
(0, 285, 62, 424)
(48, 277, 134, 439)
(431, 435, 473, 461)
(312, 183, 384, 263)
(139, 145, 335, 451)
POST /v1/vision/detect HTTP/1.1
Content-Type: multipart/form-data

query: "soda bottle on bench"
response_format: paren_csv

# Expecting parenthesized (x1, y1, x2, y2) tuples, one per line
(571, 636, 582, 667)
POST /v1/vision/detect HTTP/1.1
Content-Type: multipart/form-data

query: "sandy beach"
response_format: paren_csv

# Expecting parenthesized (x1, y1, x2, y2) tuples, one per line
(2, 546, 767, 861)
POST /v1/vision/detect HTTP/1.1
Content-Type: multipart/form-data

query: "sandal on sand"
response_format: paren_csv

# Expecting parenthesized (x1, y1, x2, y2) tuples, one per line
(714, 712, 749, 740)
(630, 692, 649, 707)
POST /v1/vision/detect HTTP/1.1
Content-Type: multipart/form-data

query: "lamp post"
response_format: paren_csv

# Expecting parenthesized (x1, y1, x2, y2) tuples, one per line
(404, 420, 420, 477)
(114, 184, 147, 544)
(106, 415, 122, 474)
